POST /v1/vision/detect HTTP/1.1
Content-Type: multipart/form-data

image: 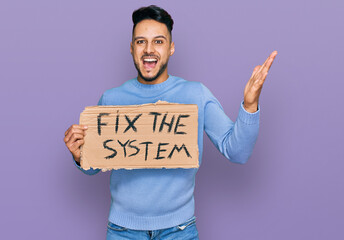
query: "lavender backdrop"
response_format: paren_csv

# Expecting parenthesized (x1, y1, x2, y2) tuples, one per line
(1, 0, 343, 239)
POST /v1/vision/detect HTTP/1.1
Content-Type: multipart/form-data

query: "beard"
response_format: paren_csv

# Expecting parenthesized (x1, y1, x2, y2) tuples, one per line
(133, 58, 168, 82)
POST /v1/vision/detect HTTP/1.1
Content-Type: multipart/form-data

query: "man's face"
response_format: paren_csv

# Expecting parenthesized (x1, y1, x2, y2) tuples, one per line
(131, 19, 175, 84)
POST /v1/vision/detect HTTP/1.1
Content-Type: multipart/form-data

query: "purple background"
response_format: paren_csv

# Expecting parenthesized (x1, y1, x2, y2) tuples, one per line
(1, 0, 343, 239)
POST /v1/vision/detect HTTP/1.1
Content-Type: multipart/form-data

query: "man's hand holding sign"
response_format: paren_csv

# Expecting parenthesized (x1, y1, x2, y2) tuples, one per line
(64, 124, 87, 164)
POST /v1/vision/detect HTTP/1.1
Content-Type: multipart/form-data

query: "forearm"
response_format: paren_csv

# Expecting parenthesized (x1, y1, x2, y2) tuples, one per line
(223, 103, 259, 164)
(205, 101, 260, 164)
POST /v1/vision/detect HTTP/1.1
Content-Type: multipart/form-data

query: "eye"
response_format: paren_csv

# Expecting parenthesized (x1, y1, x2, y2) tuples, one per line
(136, 40, 145, 44)
(155, 40, 163, 44)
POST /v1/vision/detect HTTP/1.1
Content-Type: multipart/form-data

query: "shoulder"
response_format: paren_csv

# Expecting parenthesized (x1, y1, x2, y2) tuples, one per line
(99, 79, 135, 105)
(172, 76, 205, 92)
(175, 77, 215, 100)
(104, 79, 134, 95)
(166, 76, 217, 106)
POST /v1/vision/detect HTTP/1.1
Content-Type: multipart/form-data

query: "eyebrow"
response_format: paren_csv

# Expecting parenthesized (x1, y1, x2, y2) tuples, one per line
(134, 35, 168, 41)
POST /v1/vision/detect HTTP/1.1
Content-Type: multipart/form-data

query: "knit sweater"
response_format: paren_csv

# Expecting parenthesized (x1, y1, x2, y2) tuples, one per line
(74, 75, 260, 230)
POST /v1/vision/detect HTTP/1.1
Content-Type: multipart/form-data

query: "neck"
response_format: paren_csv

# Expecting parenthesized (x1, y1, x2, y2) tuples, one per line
(137, 70, 169, 85)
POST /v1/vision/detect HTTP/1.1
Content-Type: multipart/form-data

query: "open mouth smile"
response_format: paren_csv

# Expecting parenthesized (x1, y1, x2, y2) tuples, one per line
(142, 56, 159, 70)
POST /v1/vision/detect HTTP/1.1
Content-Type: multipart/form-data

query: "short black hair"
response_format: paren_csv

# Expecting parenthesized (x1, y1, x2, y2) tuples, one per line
(132, 5, 174, 39)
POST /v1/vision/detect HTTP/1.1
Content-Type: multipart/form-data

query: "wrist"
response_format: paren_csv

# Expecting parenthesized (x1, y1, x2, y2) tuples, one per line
(243, 102, 258, 113)
(73, 155, 81, 165)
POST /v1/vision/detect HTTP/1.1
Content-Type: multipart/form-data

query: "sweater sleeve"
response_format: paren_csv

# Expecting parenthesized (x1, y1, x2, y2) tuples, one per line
(202, 84, 260, 164)
(72, 95, 105, 175)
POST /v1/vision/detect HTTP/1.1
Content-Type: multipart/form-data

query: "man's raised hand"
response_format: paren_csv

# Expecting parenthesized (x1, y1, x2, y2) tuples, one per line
(243, 50, 278, 113)
(64, 124, 88, 163)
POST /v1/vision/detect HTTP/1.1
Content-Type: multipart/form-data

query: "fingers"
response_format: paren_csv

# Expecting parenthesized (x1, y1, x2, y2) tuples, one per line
(250, 65, 261, 78)
(68, 139, 84, 162)
(65, 132, 84, 145)
(69, 139, 85, 153)
(64, 128, 85, 143)
(261, 50, 278, 72)
(64, 124, 88, 158)
(64, 124, 87, 142)
(250, 50, 278, 84)
(244, 51, 277, 108)
(64, 124, 87, 136)
(257, 50, 278, 73)
(257, 72, 268, 85)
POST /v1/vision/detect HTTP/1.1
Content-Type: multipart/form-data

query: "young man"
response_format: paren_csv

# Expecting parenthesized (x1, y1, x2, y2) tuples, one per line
(64, 5, 277, 240)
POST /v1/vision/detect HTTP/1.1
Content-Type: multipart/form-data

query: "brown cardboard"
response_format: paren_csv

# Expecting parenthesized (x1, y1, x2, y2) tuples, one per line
(79, 101, 199, 171)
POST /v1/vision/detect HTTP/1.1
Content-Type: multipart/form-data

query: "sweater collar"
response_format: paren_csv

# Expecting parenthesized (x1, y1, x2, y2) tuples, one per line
(132, 75, 174, 90)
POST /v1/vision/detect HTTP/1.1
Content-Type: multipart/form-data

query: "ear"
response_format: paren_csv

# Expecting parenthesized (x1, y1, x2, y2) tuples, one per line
(130, 42, 133, 55)
(170, 42, 175, 56)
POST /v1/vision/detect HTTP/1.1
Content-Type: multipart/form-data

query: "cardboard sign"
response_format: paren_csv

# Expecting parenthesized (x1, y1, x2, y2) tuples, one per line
(79, 101, 199, 170)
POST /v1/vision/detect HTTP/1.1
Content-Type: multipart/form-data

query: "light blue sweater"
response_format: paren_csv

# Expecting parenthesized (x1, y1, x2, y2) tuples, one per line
(74, 75, 260, 230)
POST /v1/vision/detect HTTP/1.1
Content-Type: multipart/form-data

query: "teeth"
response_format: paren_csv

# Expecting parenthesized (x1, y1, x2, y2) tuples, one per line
(143, 59, 157, 62)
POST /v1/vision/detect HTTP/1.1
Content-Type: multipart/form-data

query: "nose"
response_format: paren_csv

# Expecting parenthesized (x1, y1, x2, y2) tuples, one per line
(144, 42, 155, 54)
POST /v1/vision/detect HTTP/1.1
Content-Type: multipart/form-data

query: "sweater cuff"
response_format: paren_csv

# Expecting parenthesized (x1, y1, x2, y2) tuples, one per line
(73, 156, 101, 175)
(73, 156, 82, 168)
(238, 101, 260, 125)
